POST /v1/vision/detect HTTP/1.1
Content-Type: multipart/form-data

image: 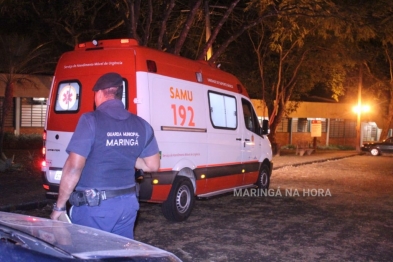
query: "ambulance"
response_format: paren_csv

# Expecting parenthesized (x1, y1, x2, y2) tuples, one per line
(42, 38, 273, 222)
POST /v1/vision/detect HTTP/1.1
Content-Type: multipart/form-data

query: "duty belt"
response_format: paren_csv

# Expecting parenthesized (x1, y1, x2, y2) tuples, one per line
(69, 186, 136, 207)
(100, 187, 136, 200)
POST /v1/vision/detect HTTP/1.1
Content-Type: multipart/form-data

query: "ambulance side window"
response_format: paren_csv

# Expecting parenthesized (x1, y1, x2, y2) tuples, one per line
(208, 91, 237, 129)
(55, 81, 80, 112)
(242, 98, 260, 134)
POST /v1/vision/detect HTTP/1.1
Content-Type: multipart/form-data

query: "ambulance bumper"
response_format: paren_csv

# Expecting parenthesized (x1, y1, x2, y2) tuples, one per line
(41, 172, 60, 199)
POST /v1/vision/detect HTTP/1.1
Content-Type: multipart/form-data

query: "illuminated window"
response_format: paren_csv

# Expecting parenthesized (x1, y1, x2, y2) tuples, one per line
(21, 98, 47, 127)
(329, 119, 356, 138)
(276, 118, 289, 132)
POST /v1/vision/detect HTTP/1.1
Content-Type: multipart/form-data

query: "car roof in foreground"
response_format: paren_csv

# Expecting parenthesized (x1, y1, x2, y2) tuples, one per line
(0, 211, 181, 261)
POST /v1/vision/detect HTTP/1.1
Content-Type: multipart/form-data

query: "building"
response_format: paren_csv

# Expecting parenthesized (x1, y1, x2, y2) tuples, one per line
(252, 99, 385, 148)
(0, 74, 50, 135)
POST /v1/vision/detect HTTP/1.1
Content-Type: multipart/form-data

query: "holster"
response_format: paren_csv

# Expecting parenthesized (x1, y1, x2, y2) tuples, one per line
(84, 189, 101, 206)
(135, 169, 144, 197)
(69, 191, 87, 207)
(135, 169, 144, 180)
(69, 189, 101, 207)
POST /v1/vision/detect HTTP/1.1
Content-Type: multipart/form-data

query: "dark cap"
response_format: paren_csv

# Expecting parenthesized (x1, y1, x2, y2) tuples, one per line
(92, 72, 123, 91)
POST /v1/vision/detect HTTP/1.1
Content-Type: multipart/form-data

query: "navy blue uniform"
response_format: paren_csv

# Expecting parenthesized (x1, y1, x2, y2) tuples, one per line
(66, 99, 159, 238)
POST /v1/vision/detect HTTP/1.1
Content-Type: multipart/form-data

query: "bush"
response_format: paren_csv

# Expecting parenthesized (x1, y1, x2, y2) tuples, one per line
(281, 144, 355, 150)
(3, 133, 43, 149)
(316, 144, 355, 150)
(281, 144, 296, 149)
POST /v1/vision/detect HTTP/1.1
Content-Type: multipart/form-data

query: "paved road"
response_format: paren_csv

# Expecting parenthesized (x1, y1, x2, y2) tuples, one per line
(17, 153, 393, 261)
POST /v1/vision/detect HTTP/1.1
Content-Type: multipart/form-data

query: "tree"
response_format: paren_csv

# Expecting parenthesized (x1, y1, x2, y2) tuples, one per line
(355, 1, 393, 140)
(0, 35, 51, 158)
(229, 0, 350, 145)
(326, 0, 393, 140)
(31, 0, 124, 48)
(115, 0, 292, 62)
(225, 0, 393, 146)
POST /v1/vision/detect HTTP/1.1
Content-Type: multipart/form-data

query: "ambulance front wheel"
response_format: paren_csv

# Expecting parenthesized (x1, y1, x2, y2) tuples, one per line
(257, 164, 270, 190)
(161, 176, 195, 222)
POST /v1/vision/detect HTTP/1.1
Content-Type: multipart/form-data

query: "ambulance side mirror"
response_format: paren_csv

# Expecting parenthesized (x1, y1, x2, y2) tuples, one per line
(261, 119, 269, 135)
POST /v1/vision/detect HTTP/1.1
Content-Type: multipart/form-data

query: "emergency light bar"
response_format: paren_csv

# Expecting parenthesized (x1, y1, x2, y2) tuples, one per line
(76, 39, 139, 50)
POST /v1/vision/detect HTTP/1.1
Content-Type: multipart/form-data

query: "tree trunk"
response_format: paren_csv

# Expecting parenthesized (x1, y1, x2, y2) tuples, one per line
(379, 88, 393, 140)
(268, 98, 286, 155)
(157, 0, 175, 50)
(0, 82, 13, 157)
(173, 0, 202, 55)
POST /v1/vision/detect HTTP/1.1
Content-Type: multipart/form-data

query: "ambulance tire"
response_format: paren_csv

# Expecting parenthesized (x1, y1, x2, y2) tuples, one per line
(161, 176, 195, 222)
(257, 164, 270, 190)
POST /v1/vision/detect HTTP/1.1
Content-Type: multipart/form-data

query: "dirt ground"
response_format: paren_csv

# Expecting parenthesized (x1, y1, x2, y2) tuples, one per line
(0, 149, 48, 210)
(133, 155, 393, 261)
(2, 151, 393, 261)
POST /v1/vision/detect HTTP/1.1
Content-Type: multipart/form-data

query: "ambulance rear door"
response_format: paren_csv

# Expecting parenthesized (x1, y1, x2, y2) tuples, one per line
(44, 48, 137, 187)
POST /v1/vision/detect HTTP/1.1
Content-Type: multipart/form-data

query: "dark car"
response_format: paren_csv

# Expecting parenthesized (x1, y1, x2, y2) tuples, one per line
(361, 137, 393, 156)
(0, 211, 181, 261)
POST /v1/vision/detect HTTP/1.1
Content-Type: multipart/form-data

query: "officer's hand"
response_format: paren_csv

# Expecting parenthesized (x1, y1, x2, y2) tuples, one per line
(50, 210, 64, 221)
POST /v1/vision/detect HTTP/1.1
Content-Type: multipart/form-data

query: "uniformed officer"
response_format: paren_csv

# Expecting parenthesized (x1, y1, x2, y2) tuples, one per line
(50, 72, 160, 239)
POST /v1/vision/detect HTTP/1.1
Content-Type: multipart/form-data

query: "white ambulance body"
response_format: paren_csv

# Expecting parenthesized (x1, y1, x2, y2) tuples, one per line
(42, 39, 273, 222)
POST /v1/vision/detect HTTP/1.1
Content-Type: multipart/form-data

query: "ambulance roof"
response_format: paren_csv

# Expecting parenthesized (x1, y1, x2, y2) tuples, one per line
(73, 39, 249, 97)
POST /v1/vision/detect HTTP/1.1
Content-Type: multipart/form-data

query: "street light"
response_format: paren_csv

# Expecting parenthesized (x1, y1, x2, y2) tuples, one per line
(352, 105, 370, 114)
(353, 103, 370, 152)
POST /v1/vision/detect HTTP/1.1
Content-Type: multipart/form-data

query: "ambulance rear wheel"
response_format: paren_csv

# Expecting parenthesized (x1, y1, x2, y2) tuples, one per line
(257, 164, 270, 190)
(162, 176, 195, 222)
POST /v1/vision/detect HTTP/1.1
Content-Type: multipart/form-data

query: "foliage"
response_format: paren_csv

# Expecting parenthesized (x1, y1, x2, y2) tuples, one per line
(226, 0, 352, 142)
(2, 133, 43, 150)
(223, 0, 393, 143)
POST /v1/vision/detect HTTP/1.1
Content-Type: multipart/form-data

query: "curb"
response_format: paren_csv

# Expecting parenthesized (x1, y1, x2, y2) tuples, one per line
(273, 153, 360, 170)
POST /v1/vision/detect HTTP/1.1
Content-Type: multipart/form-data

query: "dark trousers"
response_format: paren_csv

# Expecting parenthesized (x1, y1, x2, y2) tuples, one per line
(70, 193, 139, 239)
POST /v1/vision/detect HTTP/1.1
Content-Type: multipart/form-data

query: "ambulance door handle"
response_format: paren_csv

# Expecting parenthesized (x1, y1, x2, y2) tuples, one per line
(236, 138, 241, 141)
(244, 138, 250, 148)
